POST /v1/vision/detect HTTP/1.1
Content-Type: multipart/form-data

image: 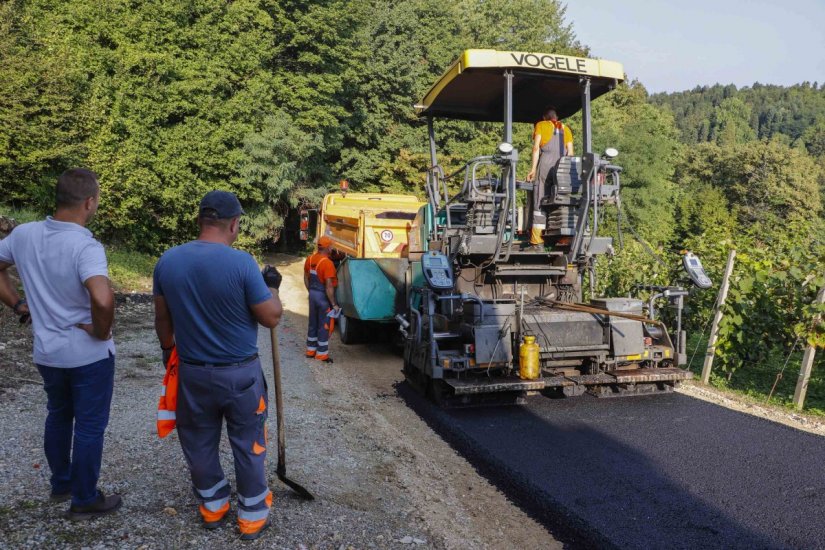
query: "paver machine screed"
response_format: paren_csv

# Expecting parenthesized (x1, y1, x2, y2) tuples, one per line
(399, 50, 709, 406)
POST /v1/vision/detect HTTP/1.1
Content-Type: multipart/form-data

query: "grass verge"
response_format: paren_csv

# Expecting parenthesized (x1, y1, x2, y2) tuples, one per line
(108, 248, 156, 293)
(0, 206, 42, 224)
(684, 333, 825, 417)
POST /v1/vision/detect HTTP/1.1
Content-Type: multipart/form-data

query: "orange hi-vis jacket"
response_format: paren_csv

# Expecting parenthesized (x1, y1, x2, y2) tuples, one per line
(157, 346, 179, 438)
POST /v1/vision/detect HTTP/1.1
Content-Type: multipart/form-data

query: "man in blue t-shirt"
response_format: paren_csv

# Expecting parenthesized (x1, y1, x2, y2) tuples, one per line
(153, 190, 283, 540)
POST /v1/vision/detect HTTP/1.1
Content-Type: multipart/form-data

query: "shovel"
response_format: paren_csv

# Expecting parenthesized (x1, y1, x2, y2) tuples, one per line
(268, 326, 315, 500)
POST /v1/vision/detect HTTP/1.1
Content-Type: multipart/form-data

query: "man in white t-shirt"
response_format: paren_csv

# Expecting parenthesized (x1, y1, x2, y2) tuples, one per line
(0, 168, 122, 520)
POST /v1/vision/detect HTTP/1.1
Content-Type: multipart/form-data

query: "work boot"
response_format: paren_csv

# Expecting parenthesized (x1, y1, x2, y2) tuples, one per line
(315, 354, 333, 364)
(67, 492, 123, 521)
(203, 513, 229, 530)
(240, 517, 272, 541)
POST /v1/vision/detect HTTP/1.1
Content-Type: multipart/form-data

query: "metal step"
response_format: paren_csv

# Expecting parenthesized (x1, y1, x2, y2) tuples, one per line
(608, 367, 693, 384)
(433, 332, 461, 340)
(494, 264, 566, 277)
(443, 368, 691, 396)
(562, 368, 691, 386)
(445, 377, 546, 395)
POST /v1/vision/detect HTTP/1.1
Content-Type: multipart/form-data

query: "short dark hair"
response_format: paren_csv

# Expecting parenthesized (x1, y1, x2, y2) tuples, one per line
(542, 106, 558, 121)
(56, 168, 99, 207)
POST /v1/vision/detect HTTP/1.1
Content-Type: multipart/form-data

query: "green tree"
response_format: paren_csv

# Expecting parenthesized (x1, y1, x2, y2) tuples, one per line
(676, 141, 822, 230)
(0, 2, 90, 206)
(237, 111, 325, 248)
(710, 97, 756, 146)
(800, 119, 825, 157)
(573, 82, 682, 245)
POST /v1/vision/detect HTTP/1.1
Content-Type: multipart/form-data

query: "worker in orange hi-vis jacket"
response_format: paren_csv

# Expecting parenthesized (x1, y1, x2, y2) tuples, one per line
(303, 236, 340, 362)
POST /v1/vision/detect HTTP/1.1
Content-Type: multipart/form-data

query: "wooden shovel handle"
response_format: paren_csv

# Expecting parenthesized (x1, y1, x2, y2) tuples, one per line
(269, 327, 286, 476)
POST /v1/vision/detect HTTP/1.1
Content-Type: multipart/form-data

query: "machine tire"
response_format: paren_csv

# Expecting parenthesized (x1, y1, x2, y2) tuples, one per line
(338, 314, 361, 345)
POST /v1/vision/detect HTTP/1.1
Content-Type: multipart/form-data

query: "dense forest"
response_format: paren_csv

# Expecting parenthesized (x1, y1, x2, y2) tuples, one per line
(1, 0, 823, 403)
(0, 0, 585, 250)
(650, 83, 825, 151)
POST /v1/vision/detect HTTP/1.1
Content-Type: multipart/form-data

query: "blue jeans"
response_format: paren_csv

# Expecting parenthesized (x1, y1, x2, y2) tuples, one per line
(36, 353, 115, 506)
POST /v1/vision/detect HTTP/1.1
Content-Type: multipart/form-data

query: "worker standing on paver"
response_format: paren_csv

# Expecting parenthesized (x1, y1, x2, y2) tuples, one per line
(526, 106, 574, 251)
(152, 190, 283, 540)
(0, 168, 122, 520)
(303, 236, 340, 362)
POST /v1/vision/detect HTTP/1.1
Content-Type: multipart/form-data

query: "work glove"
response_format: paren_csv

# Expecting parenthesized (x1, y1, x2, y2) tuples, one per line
(261, 265, 282, 289)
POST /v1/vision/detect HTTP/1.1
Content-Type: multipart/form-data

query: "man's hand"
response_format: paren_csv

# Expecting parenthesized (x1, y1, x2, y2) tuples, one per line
(162, 346, 173, 366)
(261, 265, 282, 289)
(526, 169, 536, 182)
(15, 301, 31, 325)
(76, 322, 111, 340)
(83, 275, 115, 340)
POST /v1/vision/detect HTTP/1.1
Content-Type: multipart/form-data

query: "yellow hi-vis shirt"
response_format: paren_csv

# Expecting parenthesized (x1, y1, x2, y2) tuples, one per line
(534, 120, 573, 149)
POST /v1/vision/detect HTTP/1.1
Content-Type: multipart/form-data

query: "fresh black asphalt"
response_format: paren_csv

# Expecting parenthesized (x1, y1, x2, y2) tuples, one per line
(401, 388, 825, 549)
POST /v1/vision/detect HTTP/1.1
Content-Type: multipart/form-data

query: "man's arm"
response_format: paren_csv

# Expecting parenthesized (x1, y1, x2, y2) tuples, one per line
(303, 272, 310, 291)
(325, 279, 338, 309)
(80, 275, 114, 340)
(527, 133, 542, 181)
(564, 126, 574, 156)
(0, 232, 27, 317)
(250, 291, 282, 328)
(0, 262, 23, 310)
(153, 295, 175, 349)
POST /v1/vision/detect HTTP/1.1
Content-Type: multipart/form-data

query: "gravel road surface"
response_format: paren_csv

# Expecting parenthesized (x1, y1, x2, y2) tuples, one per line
(0, 255, 558, 549)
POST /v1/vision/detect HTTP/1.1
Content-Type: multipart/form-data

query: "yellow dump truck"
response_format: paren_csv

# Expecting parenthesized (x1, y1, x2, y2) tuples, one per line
(311, 192, 426, 343)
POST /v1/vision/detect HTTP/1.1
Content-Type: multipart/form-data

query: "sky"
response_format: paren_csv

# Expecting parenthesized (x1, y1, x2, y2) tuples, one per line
(563, 0, 825, 94)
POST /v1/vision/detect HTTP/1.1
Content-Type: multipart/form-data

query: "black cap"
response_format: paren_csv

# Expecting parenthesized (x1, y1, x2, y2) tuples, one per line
(199, 190, 245, 219)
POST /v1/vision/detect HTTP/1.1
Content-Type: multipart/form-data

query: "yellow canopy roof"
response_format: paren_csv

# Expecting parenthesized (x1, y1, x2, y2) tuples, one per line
(417, 49, 624, 122)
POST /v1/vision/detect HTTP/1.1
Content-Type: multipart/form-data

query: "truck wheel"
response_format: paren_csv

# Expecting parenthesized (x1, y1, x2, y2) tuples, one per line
(338, 315, 361, 345)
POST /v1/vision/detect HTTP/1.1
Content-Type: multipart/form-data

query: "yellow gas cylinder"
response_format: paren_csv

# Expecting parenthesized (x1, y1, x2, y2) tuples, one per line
(519, 335, 540, 380)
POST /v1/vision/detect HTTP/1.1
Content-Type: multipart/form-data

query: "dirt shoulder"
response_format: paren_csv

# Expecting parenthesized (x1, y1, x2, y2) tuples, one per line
(0, 255, 560, 549)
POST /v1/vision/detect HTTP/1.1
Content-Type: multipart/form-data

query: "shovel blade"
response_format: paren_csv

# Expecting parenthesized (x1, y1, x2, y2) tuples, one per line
(277, 473, 315, 500)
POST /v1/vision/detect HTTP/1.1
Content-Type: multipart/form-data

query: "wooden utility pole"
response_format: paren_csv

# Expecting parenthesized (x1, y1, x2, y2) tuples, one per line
(701, 249, 736, 384)
(792, 285, 825, 410)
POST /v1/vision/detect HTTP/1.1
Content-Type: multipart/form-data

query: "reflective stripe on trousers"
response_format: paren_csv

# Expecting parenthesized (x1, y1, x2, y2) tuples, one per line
(308, 290, 331, 357)
(238, 491, 273, 534)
